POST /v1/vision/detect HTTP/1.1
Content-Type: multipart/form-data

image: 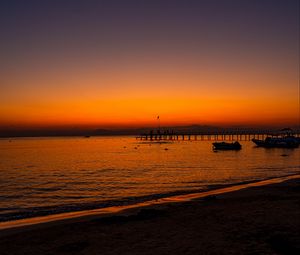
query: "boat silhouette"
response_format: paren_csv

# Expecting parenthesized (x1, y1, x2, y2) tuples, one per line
(213, 141, 242, 150)
(252, 137, 299, 148)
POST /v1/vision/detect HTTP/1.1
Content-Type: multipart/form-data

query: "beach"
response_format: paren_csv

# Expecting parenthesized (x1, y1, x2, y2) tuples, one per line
(1, 0, 299, 254)
(0, 177, 299, 255)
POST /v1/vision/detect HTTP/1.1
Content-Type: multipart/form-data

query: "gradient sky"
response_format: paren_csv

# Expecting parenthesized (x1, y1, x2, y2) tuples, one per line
(0, 0, 299, 130)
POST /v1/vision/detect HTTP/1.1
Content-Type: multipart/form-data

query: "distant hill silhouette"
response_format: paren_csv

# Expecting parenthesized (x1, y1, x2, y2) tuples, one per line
(0, 125, 297, 138)
(0, 125, 223, 137)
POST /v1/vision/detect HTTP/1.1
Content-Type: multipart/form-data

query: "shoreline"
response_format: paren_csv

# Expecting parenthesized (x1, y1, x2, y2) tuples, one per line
(1, 173, 299, 223)
(0, 175, 299, 254)
(1, 173, 299, 234)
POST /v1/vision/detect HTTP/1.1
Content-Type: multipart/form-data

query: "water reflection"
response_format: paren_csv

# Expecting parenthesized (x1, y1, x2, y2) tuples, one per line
(0, 136, 299, 220)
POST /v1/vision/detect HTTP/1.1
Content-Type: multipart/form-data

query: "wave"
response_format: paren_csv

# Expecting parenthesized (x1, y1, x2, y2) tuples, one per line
(1, 173, 299, 223)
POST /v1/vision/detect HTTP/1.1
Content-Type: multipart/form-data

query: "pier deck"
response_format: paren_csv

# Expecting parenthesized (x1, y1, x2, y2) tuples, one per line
(136, 132, 300, 141)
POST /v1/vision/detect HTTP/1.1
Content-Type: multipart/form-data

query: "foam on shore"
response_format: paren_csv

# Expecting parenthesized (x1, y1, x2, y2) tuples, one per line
(1, 173, 299, 232)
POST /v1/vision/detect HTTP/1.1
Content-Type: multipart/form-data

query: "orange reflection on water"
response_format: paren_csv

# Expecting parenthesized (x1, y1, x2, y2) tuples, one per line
(1, 174, 299, 231)
(1, 136, 299, 218)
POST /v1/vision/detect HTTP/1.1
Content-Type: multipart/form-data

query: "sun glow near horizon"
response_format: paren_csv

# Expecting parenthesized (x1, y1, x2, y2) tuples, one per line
(0, 0, 299, 131)
(1, 91, 298, 129)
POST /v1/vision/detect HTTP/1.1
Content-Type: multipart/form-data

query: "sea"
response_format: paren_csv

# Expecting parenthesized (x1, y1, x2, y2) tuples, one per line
(0, 136, 299, 222)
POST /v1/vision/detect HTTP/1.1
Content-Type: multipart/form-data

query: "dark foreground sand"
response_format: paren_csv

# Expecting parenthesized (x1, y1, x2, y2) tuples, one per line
(0, 178, 299, 255)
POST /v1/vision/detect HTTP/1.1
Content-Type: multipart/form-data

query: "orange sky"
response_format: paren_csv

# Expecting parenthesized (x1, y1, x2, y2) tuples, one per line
(0, 0, 299, 130)
(1, 67, 298, 128)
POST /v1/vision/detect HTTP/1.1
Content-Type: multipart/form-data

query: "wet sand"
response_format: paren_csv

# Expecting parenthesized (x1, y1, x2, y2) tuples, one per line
(0, 178, 299, 254)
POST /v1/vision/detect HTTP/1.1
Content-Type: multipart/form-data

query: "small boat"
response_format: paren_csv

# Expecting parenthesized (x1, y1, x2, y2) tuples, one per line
(252, 137, 299, 148)
(213, 141, 242, 150)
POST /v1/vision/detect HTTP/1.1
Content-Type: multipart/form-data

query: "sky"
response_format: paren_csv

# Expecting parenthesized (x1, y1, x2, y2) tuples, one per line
(0, 0, 299, 131)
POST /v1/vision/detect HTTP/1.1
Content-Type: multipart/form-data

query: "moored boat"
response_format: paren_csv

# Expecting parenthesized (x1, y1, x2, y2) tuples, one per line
(213, 141, 242, 150)
(252, 137, 299, 148)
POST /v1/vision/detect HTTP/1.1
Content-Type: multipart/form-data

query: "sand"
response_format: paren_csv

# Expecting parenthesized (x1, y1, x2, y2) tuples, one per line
(0, 178, 299, 255)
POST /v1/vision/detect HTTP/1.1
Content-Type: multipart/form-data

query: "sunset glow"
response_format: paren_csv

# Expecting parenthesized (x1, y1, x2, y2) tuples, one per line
(0, 0, 299, 131)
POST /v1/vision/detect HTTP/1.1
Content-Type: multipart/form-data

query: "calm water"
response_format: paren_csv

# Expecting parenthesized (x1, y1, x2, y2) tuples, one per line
(0, 136, 299, 221)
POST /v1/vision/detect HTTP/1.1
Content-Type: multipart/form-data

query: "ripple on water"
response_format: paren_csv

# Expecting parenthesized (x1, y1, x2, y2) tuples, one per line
(0, 138, 299, 222)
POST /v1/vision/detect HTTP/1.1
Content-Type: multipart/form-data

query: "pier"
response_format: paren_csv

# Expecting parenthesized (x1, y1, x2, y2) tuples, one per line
(136, 131, 300, 141)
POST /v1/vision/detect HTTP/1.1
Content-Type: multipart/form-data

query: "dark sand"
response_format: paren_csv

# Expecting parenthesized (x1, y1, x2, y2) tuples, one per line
(0, 178, 299, 255)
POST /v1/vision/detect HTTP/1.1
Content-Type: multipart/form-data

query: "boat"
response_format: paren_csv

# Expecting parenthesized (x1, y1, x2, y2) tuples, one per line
(252, 137, 299, 148)
(213, 141, 242, 150)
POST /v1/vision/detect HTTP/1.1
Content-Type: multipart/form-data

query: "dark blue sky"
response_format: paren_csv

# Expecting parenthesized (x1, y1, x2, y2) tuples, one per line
(1, 0, 298, 61)
(0, 0, 299, 128)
